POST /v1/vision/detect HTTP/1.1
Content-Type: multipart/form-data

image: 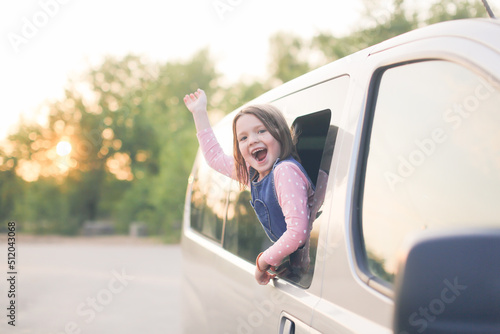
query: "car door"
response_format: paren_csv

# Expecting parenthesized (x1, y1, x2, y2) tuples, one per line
(311, 19, 500, 333)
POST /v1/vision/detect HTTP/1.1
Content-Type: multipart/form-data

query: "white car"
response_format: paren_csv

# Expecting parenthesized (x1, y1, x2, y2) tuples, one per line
(181, 18, 500, 333)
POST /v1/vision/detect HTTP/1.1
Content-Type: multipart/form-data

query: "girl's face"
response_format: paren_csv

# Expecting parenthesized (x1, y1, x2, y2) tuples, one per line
(235, 114, 281, 180)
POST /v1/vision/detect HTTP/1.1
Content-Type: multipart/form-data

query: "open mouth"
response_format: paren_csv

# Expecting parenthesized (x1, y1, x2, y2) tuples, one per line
(252, 148, 268, 162)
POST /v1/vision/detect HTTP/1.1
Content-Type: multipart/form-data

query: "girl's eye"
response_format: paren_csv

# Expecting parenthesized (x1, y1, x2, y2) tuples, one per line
(239, 136, 247, 142)
(258, 129, 267, 134)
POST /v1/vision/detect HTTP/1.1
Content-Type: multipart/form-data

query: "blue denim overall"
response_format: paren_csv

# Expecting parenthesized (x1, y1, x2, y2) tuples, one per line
(249, 157, 315, 243)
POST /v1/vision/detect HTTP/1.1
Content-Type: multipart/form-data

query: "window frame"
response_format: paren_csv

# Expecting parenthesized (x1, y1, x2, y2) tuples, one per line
(221, 108, 335, 288)
(352, 57, 500, 298)
(352, 59, 440, 298)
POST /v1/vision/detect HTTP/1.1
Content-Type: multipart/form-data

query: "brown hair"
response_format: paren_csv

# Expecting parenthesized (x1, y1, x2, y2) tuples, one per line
(232, 104, 300, 187)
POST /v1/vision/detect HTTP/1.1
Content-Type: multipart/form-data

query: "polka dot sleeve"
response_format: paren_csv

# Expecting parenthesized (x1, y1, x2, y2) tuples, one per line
(261, 162, 313, 267)
(196, 128, 235, 179)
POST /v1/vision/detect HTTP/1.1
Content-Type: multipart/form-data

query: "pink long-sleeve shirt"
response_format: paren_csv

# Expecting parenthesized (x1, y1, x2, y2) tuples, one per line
(197, 128, 315, 266)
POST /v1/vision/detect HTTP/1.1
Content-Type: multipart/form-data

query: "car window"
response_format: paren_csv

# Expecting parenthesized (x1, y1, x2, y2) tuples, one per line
(190, 124, 233, 243)
(360, 60, 500, 283)
(223, 76, 350, 288)
(223, 110, 335, 288)
(223, 182, 273, 262)
(190, 157, 229, 242)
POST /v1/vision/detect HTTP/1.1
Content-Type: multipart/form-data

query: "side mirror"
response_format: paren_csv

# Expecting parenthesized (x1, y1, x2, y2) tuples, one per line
(393, 229, 500, 334)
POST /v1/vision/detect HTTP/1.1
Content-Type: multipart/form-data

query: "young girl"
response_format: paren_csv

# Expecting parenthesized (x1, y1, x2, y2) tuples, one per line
(184, 89, 315, 285)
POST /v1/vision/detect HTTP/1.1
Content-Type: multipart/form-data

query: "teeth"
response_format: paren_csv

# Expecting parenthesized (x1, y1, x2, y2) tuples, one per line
(252, 148, 264, 157)
(252, 148, 266, 162)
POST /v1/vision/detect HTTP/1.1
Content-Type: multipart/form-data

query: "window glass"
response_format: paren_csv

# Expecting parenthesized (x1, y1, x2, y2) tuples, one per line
(190, 159, 230, 242)
(223, 185, 273, 262)
(362, 61, 500, 283)
(190, 124, 233, 243)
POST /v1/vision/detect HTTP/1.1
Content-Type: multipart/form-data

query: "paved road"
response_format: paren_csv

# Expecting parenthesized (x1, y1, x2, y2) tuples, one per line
(0, 236, 182, 334)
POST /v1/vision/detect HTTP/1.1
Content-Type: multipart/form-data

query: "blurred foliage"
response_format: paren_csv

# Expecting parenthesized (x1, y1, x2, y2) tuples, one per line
(268, 32, 312, 84)
(311, 0, 486, 68)
(0, 0, 492, 240)
(2, 50, 219, 237)
(425, 0, 488, 24)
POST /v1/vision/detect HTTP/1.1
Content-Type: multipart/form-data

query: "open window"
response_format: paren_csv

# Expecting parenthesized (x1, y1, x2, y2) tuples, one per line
(266, 109, 336, 288)
(221, 109, 338, 288)
(216, 75, 349, 289)
(293, 109, 336, 186)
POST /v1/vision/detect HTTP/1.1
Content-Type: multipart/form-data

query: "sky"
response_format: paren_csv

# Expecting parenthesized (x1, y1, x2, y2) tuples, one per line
(0, 0, 372, 140)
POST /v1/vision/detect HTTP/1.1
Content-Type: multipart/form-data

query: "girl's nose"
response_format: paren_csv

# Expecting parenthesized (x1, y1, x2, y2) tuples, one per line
(249, 133, 259, 144)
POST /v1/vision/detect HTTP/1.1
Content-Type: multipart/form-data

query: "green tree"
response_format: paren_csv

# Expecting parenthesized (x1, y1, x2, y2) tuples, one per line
(268, 32, 311, 84)
(312, 0, 418, 62)
(311, 0, 490, 64)
(2, 50, 222, 239)
(0, 157, 20, 228)
(425, 0, 487, 24)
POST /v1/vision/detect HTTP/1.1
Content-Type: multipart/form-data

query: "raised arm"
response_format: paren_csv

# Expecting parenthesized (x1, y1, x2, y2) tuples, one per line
(184, 89, 235, 179)
(184, 88, 211, 133)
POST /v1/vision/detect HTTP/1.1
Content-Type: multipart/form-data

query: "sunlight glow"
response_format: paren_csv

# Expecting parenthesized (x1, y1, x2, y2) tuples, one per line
(56, 141, 72, 157)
